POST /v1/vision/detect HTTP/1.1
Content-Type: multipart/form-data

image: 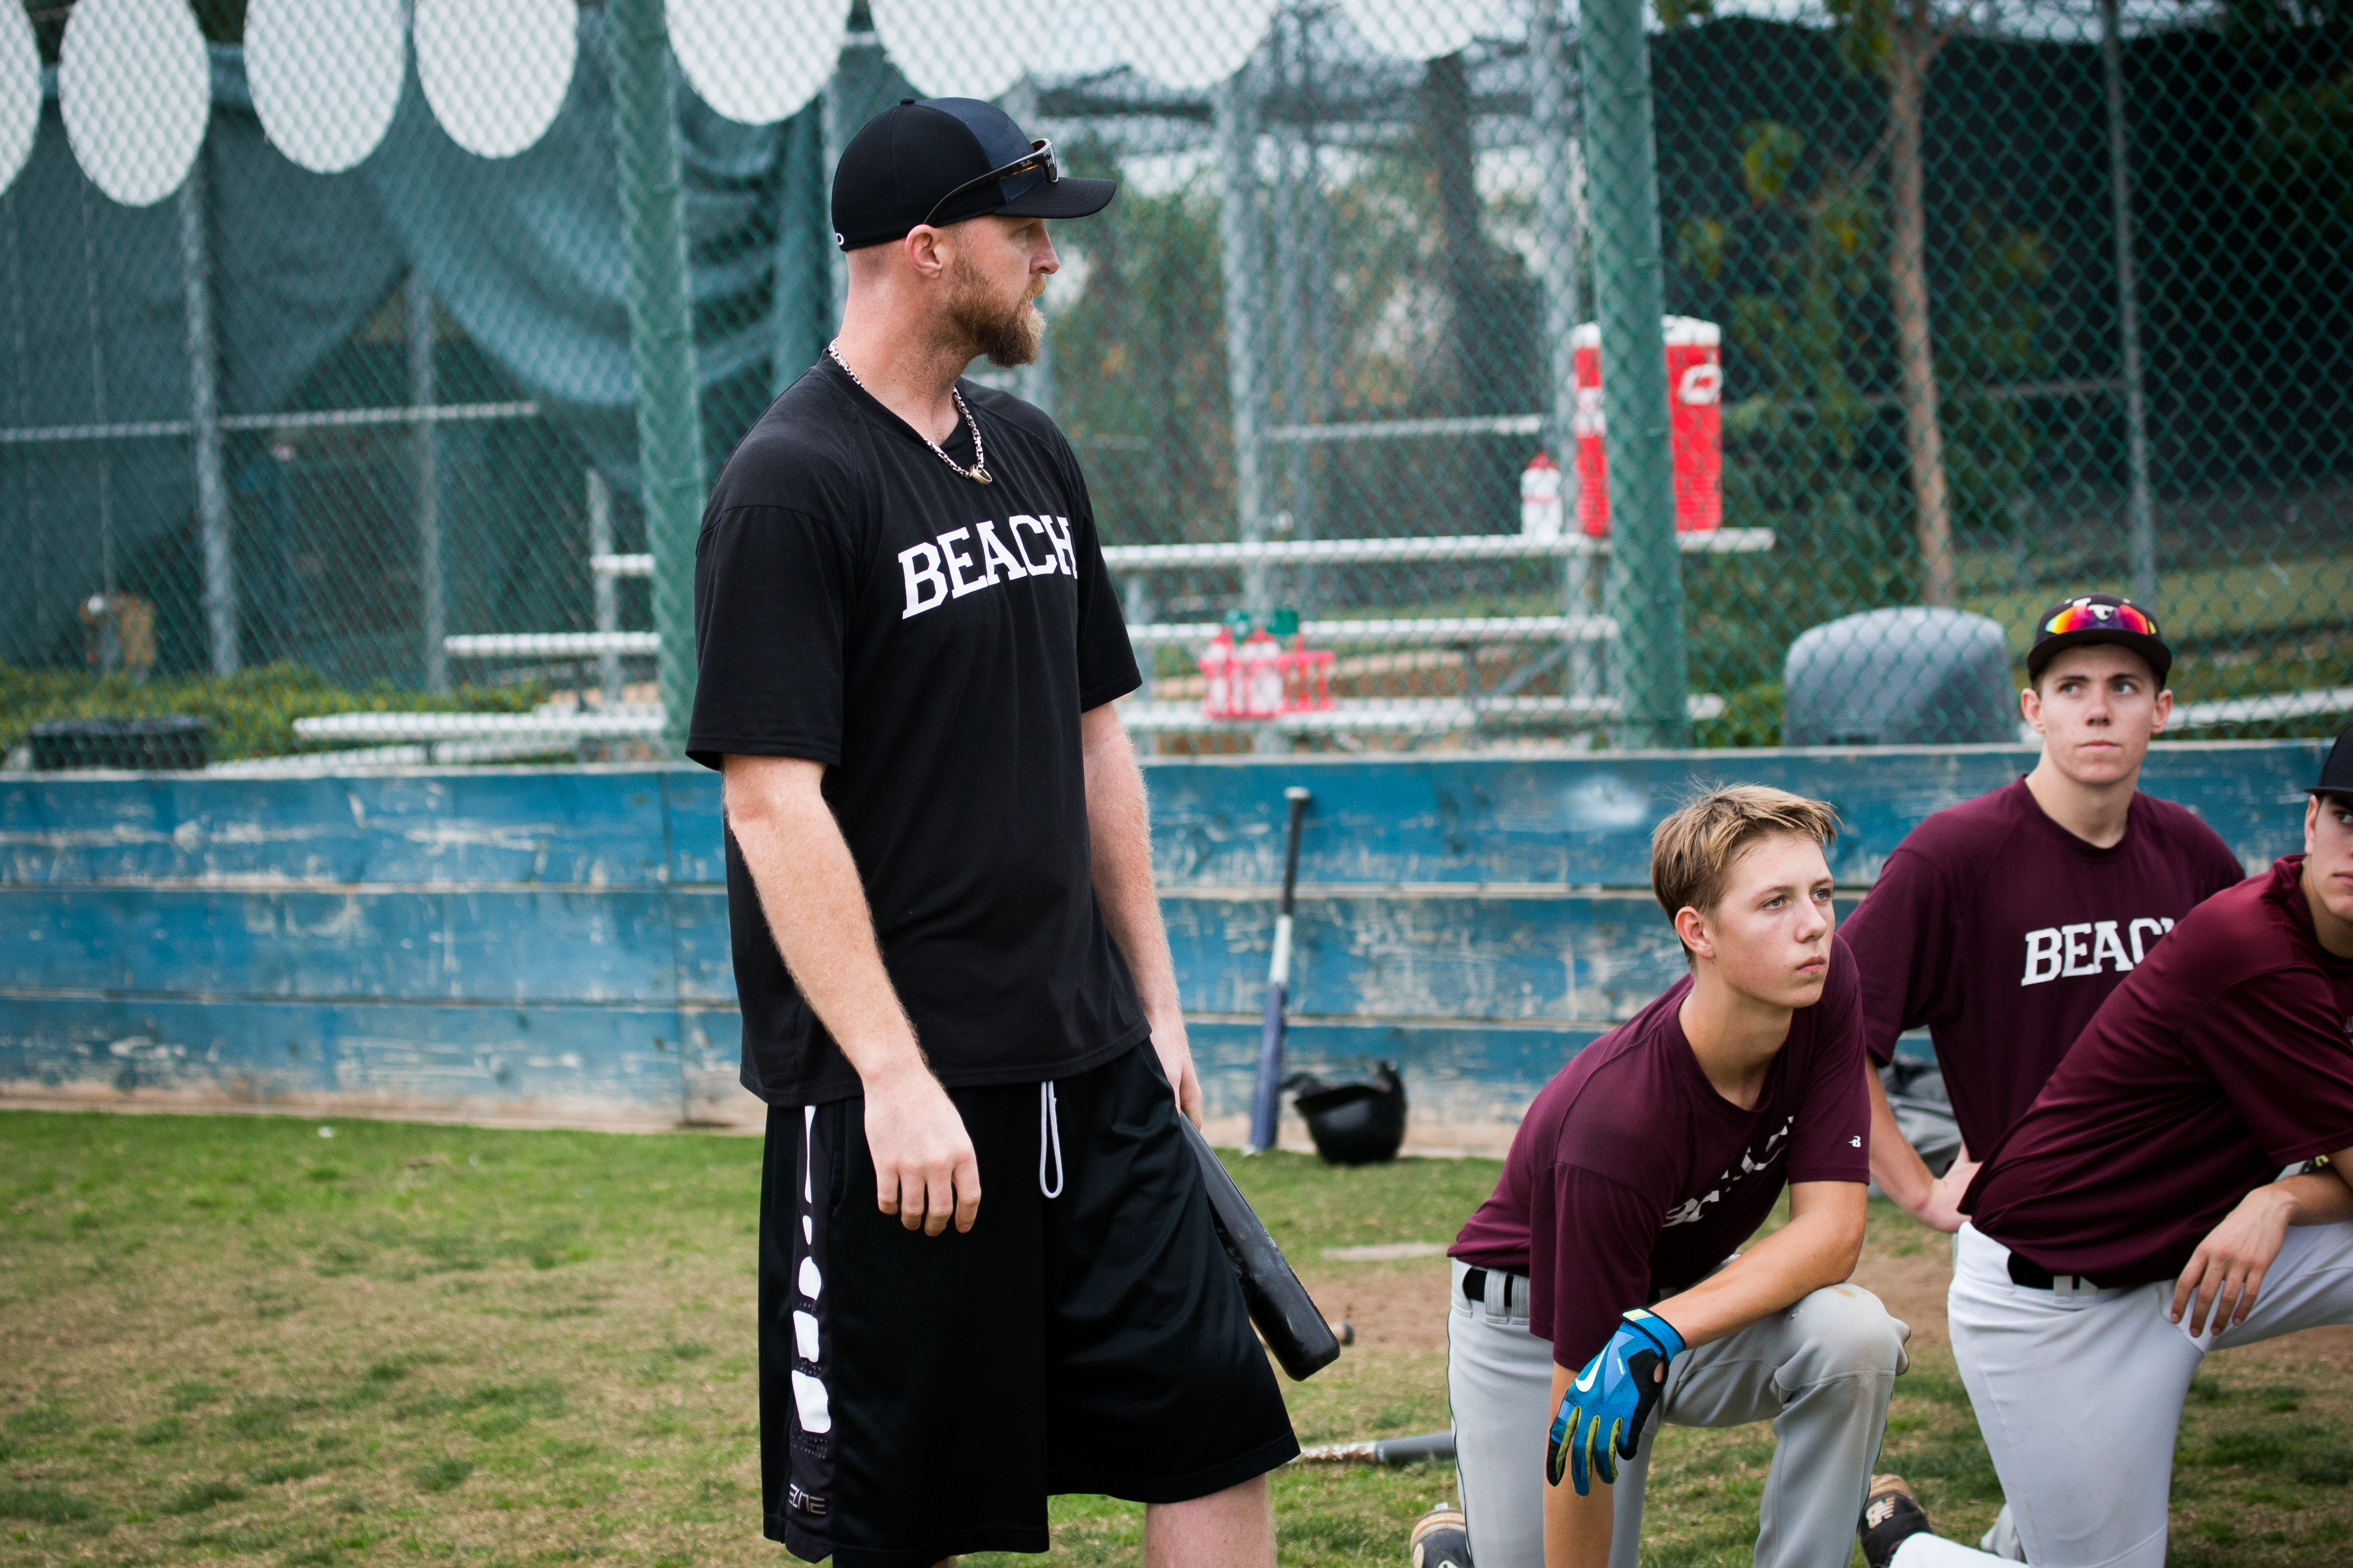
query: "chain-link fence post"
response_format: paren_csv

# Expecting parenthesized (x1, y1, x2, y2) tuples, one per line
(1215, 63, 1270, 614)
(407, 272, 446, 695)
(610, 0, 706, 754)
(176, 154, 233, 678)
(2101, 0, 2157, 610)
(588, 469, 623, 707)
(772, 108, 826, 398)
(1533, 1, 1594, 707)
(1582, 0, 1688, 749)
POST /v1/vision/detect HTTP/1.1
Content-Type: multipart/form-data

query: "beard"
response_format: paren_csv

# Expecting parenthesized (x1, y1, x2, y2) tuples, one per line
(946, 256, 1043, 369)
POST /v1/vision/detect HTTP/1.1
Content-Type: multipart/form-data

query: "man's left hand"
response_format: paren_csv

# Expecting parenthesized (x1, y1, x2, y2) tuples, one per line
(1548, 1310, 1684, 1495)
(1150, 1012, 1202, 1127)
(2172, 1184, 2295, 1336)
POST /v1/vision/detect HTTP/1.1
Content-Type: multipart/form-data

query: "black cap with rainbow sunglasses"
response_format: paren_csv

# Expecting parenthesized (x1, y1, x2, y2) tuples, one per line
(2026, 593, 2171, 687)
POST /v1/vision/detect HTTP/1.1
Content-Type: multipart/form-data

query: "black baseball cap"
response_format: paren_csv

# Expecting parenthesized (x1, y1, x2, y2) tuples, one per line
(830, 97, 1117, 252)
(2311, 723, 2353, 801)
(2025, 592, 2172, 686)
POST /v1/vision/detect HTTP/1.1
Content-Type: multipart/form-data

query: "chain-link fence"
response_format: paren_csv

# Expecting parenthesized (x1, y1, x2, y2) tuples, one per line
(1, 0, 2345, 765)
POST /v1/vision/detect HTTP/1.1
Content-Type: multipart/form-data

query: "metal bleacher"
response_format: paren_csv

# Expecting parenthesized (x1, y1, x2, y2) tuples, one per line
(291, 525, 1769, 758)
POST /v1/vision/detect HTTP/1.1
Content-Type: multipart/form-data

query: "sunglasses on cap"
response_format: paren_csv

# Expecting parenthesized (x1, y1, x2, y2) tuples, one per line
(922, 138, 1060, 229)
(2042, 600, 2158, 638)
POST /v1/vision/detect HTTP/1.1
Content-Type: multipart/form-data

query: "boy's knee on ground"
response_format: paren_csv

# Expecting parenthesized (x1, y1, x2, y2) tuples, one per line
(1785, 1284, 1910, 1382)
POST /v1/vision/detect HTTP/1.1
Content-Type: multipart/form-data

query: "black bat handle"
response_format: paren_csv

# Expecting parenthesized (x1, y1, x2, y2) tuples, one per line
(1279, 786, 1310, 918)
(1178, 1115, 1342, 1381)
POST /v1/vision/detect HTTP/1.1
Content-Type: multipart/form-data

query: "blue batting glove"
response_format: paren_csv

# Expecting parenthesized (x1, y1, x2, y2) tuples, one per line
(1546, 1309, 1685, 1495)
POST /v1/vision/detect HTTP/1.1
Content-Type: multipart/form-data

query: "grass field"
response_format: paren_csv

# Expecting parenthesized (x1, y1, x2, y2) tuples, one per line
(5, 1110, 2351, 1568)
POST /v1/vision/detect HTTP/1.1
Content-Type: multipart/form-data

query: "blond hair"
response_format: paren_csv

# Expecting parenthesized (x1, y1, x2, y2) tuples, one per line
(1651, 785, 1842, 958)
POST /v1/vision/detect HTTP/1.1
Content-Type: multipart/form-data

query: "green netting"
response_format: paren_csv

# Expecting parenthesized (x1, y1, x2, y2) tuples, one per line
(1, 0, 2344, 763)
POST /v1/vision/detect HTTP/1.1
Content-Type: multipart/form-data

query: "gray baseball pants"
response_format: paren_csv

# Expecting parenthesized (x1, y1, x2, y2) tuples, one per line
(1445, 1258, 1909, 1568)
(1944, 1219, 2353, 1568)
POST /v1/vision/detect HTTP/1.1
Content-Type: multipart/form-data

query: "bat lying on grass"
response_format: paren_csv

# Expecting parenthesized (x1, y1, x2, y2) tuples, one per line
(1294, 1431, 1457, 1465)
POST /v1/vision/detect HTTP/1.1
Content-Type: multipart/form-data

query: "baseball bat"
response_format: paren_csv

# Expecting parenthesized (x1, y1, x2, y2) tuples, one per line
(1293, 1431, 1456, 1466)
(1245, 786, 1313, 1154)
(1178, 1114, 1342, 1381)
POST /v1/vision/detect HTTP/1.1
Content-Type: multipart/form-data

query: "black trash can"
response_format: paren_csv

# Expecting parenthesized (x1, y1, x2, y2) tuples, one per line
(29, 716, 210, 771)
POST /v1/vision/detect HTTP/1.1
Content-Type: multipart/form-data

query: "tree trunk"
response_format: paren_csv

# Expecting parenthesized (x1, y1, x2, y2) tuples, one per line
(1424, 52, 1491, 415)
(1885, 5, 1954, 607)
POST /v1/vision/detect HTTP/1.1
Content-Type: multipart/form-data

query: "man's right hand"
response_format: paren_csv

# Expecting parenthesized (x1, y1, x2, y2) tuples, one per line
(1910, 1151, 1979, 1234)
(864, 1065, 981, 1236)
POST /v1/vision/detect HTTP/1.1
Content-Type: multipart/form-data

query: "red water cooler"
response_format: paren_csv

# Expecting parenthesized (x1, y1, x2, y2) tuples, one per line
(1571, 316, 1723, 536)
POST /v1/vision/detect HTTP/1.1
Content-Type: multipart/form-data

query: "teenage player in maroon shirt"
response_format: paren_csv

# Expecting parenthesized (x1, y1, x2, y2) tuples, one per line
(1423, 787, 1905, 1568)
(1842, 594, 2242, 1235)
(1855, 725, 2353, 1568)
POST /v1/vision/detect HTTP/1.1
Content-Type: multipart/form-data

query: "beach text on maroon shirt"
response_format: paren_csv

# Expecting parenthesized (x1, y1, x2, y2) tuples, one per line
(1965, 857, 2353, 1286)
(1838, 778, 2244, 1154)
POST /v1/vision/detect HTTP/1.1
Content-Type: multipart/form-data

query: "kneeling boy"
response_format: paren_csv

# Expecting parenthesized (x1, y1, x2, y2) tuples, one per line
(1871, 726, 2353, 1568)
(1439, 786, 1907, 1568)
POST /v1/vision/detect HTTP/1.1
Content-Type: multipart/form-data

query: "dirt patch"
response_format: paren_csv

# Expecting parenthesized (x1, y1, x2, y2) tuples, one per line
(1297, 1263, 1455, 1353)
(1853, 1236, 1960, 1345)
(1299, 1228, 2353, 1369)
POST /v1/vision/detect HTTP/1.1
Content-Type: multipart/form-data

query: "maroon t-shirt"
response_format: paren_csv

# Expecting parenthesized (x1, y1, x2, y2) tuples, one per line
(1839, 778, 2243, 1153)
(1451, 936, 1872, 1369)
(1966, 858, 2353, 1287)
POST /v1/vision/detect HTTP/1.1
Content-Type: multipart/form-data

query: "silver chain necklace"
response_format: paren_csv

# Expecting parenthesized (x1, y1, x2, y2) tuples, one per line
(827, 341, 992, 485)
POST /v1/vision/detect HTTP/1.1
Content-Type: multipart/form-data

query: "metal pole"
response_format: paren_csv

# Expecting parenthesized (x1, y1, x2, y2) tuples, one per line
(588, 468, 623, 706)
(1215, 65, 1270, 617)
(178, 154, 234, 675)
(997, 77, 1059, 418)
(2101, 0, 2156, 609)
(1580, 0, 1687, 749)
(75, 198, 116, 628)
(407, 271, 446, 693)
(772, 105, 828, 398)
(611, 0, 708, 754)
(1271, 20, 1312, 556)
(820, 77, 850, 340)
(1533, 1, 1594, 704)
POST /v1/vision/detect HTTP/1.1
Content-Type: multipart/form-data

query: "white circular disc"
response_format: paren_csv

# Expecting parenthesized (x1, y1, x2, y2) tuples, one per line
(872, 0, 1029, 102)
(1101, 0, 1278, 91)
(671, 0, 849, 125)
(1337, 0, 1511, 60)
(247, 0, 405, 174)
(0, 2, 38, 197)
(414, 0, 577, 159)
(58, 0, 211, 207)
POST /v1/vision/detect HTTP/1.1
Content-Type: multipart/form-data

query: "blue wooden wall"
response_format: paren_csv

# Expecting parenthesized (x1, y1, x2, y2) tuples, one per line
(0, 741, 2325, 1142)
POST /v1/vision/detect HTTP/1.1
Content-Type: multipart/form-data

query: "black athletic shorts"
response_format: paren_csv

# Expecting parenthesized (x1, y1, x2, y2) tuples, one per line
(757, 1043, 1298, 1567)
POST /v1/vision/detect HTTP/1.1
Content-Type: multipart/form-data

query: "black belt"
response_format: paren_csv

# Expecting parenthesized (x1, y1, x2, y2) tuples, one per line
(2006, 1253, 2105, 1292)
(1461, 1266, 1517, 1311)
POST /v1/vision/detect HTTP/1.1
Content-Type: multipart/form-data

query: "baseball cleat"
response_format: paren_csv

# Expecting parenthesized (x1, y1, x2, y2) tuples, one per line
(1409, 1501, 1471, 1568)
(1859, 1474, 1934, 1568)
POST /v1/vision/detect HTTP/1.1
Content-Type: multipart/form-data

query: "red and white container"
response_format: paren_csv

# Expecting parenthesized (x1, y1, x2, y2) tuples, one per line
(1199, 625, 1239, 719)
(1571, 316, 1723, 537)
(1240, 627, 1285, 720)
(1202, 624, 1336, 721)
(1520, 449, 1563, 540)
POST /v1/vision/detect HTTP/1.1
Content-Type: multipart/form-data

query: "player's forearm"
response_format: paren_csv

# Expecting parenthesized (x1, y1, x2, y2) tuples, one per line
(1651, 1185, 1865, 1347)
(1865, 1064, 1937, 1214)
(1542, 1361, 1617, 1568)
(1081, 705, 1181, 1024)
(2274, 1163, 2353, 1227)
(722, 759, 927, 1087)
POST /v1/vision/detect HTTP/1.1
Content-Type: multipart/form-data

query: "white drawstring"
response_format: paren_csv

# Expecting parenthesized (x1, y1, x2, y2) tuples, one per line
(1038, 1082, 1064, 1199)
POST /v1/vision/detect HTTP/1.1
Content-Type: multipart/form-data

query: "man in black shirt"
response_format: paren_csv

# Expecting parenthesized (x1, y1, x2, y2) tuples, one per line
(689, 98, 1296, 1568)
